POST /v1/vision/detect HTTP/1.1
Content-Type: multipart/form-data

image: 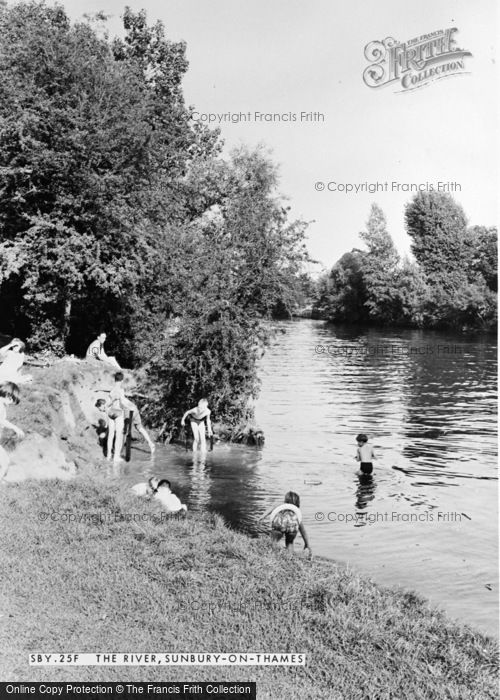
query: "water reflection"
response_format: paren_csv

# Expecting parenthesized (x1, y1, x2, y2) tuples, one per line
(187, 452, 211, 509)
(355, 473, 376, 513)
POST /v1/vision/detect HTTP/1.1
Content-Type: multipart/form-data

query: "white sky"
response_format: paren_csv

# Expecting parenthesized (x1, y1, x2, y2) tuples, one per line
(55, 0, 498, 269)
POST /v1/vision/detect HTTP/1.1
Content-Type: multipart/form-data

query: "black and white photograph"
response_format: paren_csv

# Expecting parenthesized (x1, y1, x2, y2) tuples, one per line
(0, 1, 498, 698)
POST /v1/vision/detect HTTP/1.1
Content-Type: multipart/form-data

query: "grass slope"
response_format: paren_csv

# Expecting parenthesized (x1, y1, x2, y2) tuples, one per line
(0, 477, 498, 700)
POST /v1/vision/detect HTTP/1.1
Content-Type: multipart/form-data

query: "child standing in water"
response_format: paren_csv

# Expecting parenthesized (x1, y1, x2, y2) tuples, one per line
(259, 491, 312, 558)
(181, 399, 213, 451)
(0, 382, 25, 481)
(106, 371, 133, 463)
(124, 401, 155, 456)
(355, 433, 376, 475)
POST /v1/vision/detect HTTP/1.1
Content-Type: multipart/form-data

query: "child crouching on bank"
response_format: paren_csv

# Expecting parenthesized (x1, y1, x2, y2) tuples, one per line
(259, 491, 312, 558)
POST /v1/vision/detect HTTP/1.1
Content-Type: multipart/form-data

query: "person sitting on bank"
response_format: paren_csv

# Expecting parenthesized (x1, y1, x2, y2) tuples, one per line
(86, 332, 120, 368)
(131, 476, 160, 498)
(181, 398, 213, 451)
(0, 338, 32, 384)
(153, 479, 187, 514)
(0, 382, 25, 481)
(258, 491, 312, 558)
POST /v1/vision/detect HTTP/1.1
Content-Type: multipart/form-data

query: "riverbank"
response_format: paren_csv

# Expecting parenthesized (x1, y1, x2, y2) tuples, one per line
(0, 358, 498, 697)
(0, 475, 497, 698)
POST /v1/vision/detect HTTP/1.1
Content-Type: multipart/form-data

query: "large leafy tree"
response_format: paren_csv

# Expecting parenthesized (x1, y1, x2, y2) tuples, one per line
(359, 203, 401, 323)
(314, 250, 368, 323)
(0, 2, 219, 355)
(404, 191, 470, 277)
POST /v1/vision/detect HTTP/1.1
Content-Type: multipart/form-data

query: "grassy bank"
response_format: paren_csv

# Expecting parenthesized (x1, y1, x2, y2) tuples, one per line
(0, 476, 497, 699)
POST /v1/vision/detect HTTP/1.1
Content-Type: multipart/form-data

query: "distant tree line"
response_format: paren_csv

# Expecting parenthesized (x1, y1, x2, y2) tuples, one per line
(314, 194, 497, 330)
(0, 2, 310, 433)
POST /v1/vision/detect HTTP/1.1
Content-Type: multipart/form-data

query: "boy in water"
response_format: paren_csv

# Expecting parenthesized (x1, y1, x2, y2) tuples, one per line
(181, 398, 213, 452)
(0, 382, 25, 481)
(355, 433, 376, 475)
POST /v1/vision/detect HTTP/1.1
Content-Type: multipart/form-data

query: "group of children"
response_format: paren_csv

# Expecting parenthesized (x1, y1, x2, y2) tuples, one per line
(257, 435, 376, 558)
(1, 333, 378, 562)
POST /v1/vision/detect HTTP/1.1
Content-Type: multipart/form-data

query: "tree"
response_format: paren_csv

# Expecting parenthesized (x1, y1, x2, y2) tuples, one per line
(314, 250, 368, 323)
(359, 203, 401, 323)
(404, 191, 469, 277)
(0, 2, 220, 356)
(468, 225, 497, 292)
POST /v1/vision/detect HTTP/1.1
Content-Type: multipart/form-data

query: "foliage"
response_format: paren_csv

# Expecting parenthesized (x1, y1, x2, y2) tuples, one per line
(359, 203, 401, 323)
(404, 191, 470, 276)
(315, 250, 368, 323)
(0, 2, 310, 430)
(315, 197, 496, 331)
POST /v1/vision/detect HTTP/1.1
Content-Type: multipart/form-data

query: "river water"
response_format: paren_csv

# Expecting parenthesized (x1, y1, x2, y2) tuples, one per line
(124, 320, 498, 637)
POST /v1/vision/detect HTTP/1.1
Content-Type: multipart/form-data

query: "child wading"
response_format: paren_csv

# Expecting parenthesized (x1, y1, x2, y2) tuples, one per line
(124, 401, 155, 456)
(355, 433, 376, 475)
(259, 491, 312, 558)
(0, 382, 25, 481)
(106, 371, 133, 463)
(181, 399, 213, 452)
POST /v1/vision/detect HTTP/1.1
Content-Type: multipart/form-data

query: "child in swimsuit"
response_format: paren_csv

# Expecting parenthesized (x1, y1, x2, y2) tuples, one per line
(106, 372, 134, 463)
(124, 401, 155, 455)
(0, 382, 25, 481)
(181, 399, 213, 452)
(355, 433, 376, 475)
(259, 491, 312, 558)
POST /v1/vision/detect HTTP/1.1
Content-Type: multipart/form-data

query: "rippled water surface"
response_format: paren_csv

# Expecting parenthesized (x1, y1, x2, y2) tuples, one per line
(125, 321, 498, 636)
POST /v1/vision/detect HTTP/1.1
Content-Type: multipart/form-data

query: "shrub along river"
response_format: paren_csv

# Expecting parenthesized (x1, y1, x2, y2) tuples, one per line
(125, 320, 498, 636)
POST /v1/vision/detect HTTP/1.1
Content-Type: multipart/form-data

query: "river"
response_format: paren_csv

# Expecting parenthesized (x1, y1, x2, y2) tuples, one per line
(123, 320, 498, 637)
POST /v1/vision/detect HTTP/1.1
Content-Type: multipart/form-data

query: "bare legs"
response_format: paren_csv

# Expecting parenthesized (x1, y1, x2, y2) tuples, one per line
(190, 421, 206, 452)
(107, 414, 124, 462)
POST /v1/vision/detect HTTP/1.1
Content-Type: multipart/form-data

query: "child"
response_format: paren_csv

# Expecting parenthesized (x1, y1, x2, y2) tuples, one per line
(94, 399, 109, 451)
(124, 401, 155, 455)
(355, 434, 376, 475)
(0, 382, 25, 481)
(106, 371, 133, 463)
(153, 479, 187, 514)
(181, 399, 213, 452)
(259, 491, 312, 558)
(0, 338, 32, 384)
(131, 476, 160, 498)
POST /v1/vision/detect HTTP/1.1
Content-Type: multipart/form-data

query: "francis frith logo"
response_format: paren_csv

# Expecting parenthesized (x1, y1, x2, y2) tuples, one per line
(363, 28, 472, 91)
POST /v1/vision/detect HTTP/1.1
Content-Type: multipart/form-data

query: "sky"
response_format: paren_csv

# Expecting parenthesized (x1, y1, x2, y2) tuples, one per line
(55, 0, 498, 270)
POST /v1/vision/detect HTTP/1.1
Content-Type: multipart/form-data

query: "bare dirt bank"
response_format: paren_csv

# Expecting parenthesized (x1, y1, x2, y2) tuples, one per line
(2, 359, 136, 482)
